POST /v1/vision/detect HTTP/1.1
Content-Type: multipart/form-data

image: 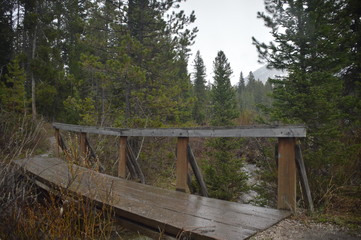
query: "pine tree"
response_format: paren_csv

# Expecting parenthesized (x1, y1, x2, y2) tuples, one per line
(211, 51, 238, 126)
(238, 72, 245, 91)
(253, 0, 359, 203)
(236, 71, 246, 112)
(192, 50, 207, 124)
(0, 1, 14, 81)
(204, 51, 247, 201)
(0, 58, 27, 113)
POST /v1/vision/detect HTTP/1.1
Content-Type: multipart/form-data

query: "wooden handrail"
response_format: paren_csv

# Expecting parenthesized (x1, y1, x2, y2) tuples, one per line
(53, 122, 309, 212)
(53, 122, 306, 138)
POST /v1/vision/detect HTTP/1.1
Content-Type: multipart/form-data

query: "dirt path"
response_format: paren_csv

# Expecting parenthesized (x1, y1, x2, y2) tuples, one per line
(251, 218, 360, 240)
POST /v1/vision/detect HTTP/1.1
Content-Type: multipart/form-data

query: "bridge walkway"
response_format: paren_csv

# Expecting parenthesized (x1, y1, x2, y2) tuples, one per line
(15, 156, 291, 240)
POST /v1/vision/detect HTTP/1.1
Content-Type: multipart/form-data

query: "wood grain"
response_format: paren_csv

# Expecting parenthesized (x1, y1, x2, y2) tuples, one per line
(295, 144, 314, 212)
(188, 145, 208, 197)
(277, 138, 296, 211)
(79, 132, 87, 165)
(118, 136, 127, 178)
(176, 137, 189, 192)
(53, 122, 306, 138)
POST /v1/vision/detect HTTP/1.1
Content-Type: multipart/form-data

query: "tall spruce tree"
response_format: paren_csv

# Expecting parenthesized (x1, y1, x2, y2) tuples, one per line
(204, 50, 247, 201)
(211, 51, 238, 125)
(192, 50, 207, 124)
(0, 58, 27, 113)
(236, 71, 246, 112)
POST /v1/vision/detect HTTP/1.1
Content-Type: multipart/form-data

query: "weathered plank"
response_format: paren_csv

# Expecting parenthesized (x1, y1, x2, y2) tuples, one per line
(79, 132, 87, 165)
(176, 137, 189, 192)
(277, 138, 296, 211)
(54, 128, 60, 156)
(187, 145, 208, 197)
(118, 136, 127, 178)
(14, 156, 291, 240)
(53, 122, 306, 138)
(295, 144, 314, 212)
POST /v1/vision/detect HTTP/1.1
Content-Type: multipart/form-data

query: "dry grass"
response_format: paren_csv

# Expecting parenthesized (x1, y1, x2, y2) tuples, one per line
(0, 113, 124, 239)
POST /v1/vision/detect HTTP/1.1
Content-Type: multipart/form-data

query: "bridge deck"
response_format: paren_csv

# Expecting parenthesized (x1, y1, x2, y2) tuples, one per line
(15, 156, 290, 240)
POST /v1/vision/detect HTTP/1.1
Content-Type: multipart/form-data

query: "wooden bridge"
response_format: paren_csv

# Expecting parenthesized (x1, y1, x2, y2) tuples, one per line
(15, 123, 309, 239)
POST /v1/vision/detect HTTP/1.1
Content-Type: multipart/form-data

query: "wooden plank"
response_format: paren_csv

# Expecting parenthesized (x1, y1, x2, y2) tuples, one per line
(187, 145, 208, 197)
(79, 132, 87, 165)
(277, 138, 296, 211)
(14, 156, 291, 240)
(53, 122, 306, 138)
(118, 136, 127, 178)
(176, 137, 189, 192)
(295, 144, 314, 212)
(54, 128, 60, 156)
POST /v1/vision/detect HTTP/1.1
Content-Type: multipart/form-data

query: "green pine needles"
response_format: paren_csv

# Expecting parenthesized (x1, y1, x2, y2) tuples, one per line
(203, 51, 248, 201)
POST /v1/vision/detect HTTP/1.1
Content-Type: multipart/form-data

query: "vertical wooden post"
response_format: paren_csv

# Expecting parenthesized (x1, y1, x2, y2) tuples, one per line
(176, 137, 189, 192)
(278, 137, 296, 211)
(79, 132, 87, 165)
(118, 136, 127, 178)
(54, 128, 60, 156)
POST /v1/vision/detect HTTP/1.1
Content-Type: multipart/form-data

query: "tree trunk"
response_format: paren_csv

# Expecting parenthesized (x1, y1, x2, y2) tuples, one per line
(31, 24, 37, 121)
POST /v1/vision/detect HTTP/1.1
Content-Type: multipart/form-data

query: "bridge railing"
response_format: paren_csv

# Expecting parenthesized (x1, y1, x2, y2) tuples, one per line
(53, 122, 307, 211)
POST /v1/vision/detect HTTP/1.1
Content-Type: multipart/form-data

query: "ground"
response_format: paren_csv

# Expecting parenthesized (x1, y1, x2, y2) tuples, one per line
(251, 216, 361, 240)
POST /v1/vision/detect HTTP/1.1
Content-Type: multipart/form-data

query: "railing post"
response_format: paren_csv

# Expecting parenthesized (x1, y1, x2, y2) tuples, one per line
(176, 137, 189, 192)
(118, 136, 127, 178)
(79, 132, 87, 165)
(54, 128, 60, 156)
(277, 137, 296, 211)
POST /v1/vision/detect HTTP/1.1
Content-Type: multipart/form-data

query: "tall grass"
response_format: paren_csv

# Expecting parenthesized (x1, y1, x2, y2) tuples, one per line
(0, 113, 120, 239)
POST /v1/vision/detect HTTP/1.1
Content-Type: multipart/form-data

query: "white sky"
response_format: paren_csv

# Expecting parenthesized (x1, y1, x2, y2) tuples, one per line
(179, 0, 273, 85)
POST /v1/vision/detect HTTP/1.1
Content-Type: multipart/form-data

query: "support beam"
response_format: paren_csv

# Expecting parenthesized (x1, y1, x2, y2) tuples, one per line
(187, 145, 208, 197)
(277, 137, 296, 211)
(54, 128, 60, 157)
(295, 144, 314, 212)
(79, 132, 87, 165)
(118, 136, 127, 178)
(176, 137, 189, 192)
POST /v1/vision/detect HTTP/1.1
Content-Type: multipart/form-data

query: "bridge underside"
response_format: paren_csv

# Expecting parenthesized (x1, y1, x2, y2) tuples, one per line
(15, 156, 291, 240)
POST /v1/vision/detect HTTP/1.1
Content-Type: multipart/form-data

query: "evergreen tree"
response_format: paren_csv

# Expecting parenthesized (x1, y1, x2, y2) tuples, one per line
(236, 71, 246, 112)
(204, 51, 247, 201)
(338, 0, 361, 136)
(253, 0, 359, 202)
(211, 51, 238, 126)
(0, 58, 27, 113)
(192, 50, 207, 124)
(238, 72, 245, 91)
(0, 1, 14, 82)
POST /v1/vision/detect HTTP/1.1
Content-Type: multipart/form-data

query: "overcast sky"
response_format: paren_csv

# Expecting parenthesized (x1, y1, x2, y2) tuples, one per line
(179, 0, 273, 85)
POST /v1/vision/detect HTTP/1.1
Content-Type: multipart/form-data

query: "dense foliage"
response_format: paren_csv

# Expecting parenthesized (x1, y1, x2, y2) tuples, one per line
(0, 0, 197, 127)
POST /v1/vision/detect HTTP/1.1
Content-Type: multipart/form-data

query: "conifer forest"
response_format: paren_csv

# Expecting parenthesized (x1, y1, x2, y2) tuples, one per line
(0, 0, 361, 238)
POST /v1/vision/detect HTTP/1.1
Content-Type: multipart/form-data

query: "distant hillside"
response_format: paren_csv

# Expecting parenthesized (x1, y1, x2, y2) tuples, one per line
(246, 65, 287, 84)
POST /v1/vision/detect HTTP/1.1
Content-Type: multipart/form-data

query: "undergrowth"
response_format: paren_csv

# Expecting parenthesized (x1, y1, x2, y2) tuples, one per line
(0, 112, 133, 239)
